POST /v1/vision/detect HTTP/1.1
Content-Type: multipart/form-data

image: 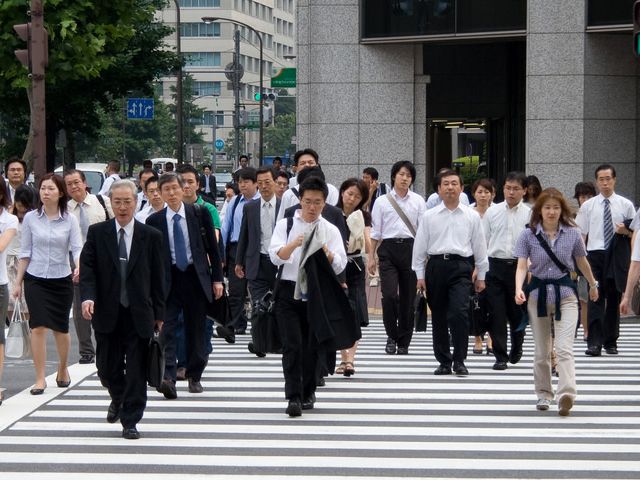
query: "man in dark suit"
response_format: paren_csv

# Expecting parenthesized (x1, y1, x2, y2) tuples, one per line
(146, 172, 224, 399)
(199, 164, 216, 205)
(235, 166, 281, 356)
(80, 179, 166, 440)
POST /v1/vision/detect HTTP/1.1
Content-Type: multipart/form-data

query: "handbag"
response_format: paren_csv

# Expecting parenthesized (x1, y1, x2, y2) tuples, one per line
(5, 303, 31, 359)
(147, 332, 165, 388)
(469, 291, 490, 335)
(414, 290, 428, 332)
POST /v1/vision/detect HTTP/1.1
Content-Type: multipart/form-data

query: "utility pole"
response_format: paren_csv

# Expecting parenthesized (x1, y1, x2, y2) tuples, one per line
(233, 28, 241, 166)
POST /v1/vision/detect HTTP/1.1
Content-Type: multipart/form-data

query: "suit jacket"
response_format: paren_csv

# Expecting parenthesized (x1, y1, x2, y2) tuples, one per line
(146, 203, 224, 303)
(80, 219, 166, 339)
(236, 196, 281, 280)
(199, 174, 217, 199)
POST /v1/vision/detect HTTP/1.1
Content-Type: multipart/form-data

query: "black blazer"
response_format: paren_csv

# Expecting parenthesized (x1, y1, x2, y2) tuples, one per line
(284, 203, 348, 244)
(236, 197, 281, 280)
(199, 174, 217, 197)
(80, 219, 166, 339)
(146, 203, 224, 303)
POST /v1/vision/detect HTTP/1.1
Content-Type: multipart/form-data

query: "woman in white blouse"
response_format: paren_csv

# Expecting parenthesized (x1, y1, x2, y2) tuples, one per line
(13, 174, 82, 395)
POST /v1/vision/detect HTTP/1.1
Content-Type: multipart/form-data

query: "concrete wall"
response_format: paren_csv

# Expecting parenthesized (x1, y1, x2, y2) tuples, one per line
(297, 0, 426, 193)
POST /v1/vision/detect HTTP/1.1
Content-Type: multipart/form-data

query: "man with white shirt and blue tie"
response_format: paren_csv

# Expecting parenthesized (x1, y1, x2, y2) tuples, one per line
(146, 172, 224, 399)
(221, 167, 260, 334)
(65, 169, 114, 365)
(576, 164, 635, 356)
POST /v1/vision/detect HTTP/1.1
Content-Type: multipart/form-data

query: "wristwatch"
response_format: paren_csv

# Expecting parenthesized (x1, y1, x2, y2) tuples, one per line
(590, 281, 599, 289)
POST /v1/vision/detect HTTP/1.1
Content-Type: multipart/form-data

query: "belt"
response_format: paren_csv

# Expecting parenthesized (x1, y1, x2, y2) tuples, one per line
(429, 253, 473, 262)
(260, 253, 270, 258)
(382, 238, 413, 244)
(489, 257, 517, 266)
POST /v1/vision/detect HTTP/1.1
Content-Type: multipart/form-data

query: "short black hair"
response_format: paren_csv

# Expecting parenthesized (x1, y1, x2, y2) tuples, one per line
(276, 171, 289, 182)
(362, 167, 379, 181)
(504, 171, 527, 188)
(595, 164, 616, 179)
(202, 164, 212, 170)
(237, 167, 257, 182)
(142, 160, 153, 169)
(63, 169, 86, 182)
(107, 160, 121, 172)
(436, 168, 462, 187)
(143, 175, 159, 192)
(5, 156, 27, 175)
(256, 165, 277, 180)
(390, 161, 416, 187)
(574, 181, 596, 199)
(297, 166, 325, 185)
(293, 148, 319, 166)
(175, 163, 198, 177)
(273, 156, 282, 163)
(226, 182, 239, 195)
(299, 176, 328, 200)
(158, 172, 183, 190)
(239, 154, 249, 161)
(164, 161, 174, 171)
(138, 167, 155, 179)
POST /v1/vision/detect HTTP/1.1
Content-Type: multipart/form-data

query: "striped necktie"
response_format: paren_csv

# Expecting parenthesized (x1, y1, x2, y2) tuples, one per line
(603, 198, 613, 249)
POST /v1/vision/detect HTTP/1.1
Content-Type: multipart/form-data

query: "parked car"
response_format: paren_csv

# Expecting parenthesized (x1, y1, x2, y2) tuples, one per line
(215, 171, 233, 200)
(54, 163, 107, 194)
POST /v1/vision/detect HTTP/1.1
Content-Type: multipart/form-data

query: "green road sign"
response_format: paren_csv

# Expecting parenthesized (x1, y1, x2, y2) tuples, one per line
(271, 67, 296, 88)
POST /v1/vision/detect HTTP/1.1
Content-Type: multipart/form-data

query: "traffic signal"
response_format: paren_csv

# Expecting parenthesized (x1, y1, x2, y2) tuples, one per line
(634, 0, 640, 57)
(253, 91, 278, 102)
(13, 11, 48, 75)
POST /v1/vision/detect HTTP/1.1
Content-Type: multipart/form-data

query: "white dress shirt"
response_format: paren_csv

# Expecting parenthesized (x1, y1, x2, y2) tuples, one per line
(98, 173, 121, 196)
(115, 218, 134, 258)
(575, 193, 635, 251)
(165, 203, 193, 265)
(483, 200, 531, 259)
(260, 195, 277, 254)
(412, 203, 489, 280)
(425, 191, 469, 209)
(0, 209, 19, 285)
(628, 207, 640, 232)
(20, 209, 83, 278)
(68, 193, 113, 243)
(632, 230, 640, 261)
(269, 210, 347, 283)
(276, 182, 340, 222)
(135, 203, 165, 224)
(136, 191, 149, 212)
(370, 188, 426, 241)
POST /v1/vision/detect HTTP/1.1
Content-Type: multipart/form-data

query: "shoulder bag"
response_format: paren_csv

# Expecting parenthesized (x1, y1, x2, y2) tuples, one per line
(5, 303, 32, 359)
(385, 193, 416, 237)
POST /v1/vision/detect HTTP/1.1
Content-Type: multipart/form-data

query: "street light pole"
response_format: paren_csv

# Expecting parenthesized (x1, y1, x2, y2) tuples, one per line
(202, 16, 264, 165)
(173, 0, 183, 164)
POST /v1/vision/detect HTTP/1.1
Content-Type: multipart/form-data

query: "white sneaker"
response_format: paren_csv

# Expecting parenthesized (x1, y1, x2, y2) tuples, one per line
(536, 398, 551, 411)
(558, 395, 574, 416)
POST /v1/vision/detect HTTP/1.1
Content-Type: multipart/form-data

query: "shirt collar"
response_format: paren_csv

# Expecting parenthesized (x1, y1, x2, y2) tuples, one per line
(391, 188, 409, 200)
(116, 218, 135, 236)
(37, 208, 63, 220)
(167, 202, 186, 219)
(261, 194, 276, 208)
(435, 201, 463, 214)
(294, 208, 322, 225)
(535, 223, 567, 235)
(599, 193, 616, 203)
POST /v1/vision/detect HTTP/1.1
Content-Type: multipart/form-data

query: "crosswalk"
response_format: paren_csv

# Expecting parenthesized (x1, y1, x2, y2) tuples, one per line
(1, 318, 640, 479)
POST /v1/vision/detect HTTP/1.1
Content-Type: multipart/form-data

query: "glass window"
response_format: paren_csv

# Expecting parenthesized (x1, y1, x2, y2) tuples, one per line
(588, 0, 633, 26)
(181, 22, 220, 37)
(201, 110, 225, 126)
(179, 0, 220, 7)
(457, 0, 526, 33)
(185, 52, 221, 67)
(192, 81, 221, 97)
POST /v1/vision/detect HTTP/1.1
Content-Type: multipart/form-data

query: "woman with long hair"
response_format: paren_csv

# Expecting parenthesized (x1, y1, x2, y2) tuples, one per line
(335, 178, 372, 376)
(514, 188, 598, 415)
(12, 174, 83, 395)
(523, 175, 542, 207)
(0, 176, 18, 405)
(470, 178, 495, 355)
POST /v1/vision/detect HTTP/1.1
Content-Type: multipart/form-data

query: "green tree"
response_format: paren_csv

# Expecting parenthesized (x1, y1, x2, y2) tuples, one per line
(0, 0, 178, 169)
(264, 113, 295, 156)
(168, 74, 205, 151)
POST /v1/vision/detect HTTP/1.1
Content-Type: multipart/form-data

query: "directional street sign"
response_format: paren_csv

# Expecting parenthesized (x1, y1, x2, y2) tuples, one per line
(270, 67, 296, 88)
(215, 139, 225, 150)
(127, 98, 154, 120)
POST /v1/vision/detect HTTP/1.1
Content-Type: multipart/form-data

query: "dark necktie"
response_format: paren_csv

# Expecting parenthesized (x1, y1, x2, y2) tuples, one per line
(173, 213, 189, 271)
(603, 198, 613, 249)
(118, 228, 129, 307)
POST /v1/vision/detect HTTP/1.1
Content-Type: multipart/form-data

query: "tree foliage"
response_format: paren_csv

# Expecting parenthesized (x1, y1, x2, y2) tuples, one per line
(264, 113, 295, 156)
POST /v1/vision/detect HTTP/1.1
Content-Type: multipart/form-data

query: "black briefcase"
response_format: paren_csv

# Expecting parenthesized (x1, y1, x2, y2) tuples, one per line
(414, 292, 428, 332)
(251, 291, 282, 354)
(147, 332, 165, 388)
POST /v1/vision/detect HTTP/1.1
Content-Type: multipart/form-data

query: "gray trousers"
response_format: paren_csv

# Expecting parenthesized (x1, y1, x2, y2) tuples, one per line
(73, 284, 95, 356)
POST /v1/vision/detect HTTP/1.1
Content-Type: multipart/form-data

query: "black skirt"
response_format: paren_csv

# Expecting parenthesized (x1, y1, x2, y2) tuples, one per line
(24, 273, 73, 333)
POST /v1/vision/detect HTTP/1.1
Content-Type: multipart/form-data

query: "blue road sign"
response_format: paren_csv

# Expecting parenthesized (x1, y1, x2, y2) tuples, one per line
(127, 98, 154, 120)
(215, 139, 225, 150)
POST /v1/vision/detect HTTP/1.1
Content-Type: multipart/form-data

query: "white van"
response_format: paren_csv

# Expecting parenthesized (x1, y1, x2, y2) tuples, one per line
(54, 163, 107, 194)
(150, 158, 177, 173)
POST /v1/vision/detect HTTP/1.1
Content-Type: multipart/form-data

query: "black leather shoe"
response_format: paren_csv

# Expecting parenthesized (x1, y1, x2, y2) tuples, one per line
(302, 393, 316, 410)
(56, 377, 71, 388)
(157, 379, 177, 399)
(453, 362, 469, 376)
(78, 354, 95, 364)
(493, 361, 508, 371)
(286, 398, 302, 417)
(385, 337, 396, 355)
(396, 346, 409, 355)
(216, 325, 236, 344)
(509, 348, 523, 365)
(122, 427, 140, 440)
(187, 378, 203, 393)
(605, 346, 618, 355)
(585, 347, 601, 357)
(248, 342, 267, 358)
(433, 365, 452, 375)
(107, 400, 121, 424)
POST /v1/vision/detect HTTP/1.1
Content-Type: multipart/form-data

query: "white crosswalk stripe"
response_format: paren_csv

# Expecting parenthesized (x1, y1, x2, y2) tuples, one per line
(1, 318, 640, 479)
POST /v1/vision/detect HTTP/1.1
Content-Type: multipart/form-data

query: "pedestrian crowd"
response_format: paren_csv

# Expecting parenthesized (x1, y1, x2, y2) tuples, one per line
(0, 152, 639, 439)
